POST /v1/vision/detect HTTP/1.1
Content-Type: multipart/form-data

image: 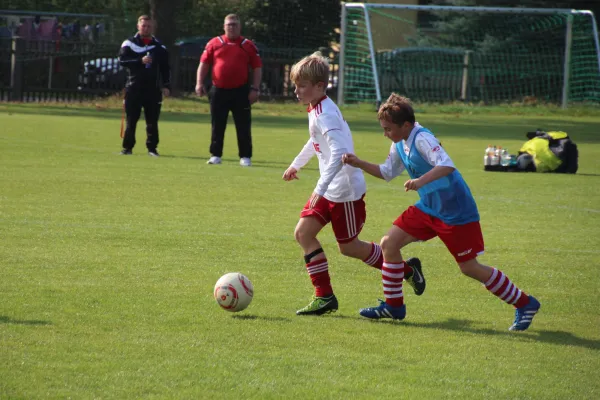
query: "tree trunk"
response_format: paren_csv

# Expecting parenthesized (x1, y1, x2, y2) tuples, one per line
(150, 0, 182, 95)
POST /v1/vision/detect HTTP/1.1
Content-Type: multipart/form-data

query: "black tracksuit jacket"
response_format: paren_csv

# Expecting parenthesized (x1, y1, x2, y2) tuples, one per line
(118, 33, 171, 92)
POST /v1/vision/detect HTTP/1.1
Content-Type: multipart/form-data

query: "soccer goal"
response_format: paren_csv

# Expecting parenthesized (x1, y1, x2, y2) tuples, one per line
(338, 2, 600, 108)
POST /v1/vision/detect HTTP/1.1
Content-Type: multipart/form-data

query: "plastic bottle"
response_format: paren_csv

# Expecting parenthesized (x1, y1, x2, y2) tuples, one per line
(490, 145, 500, 166)
(484, 144, 493, 166)
(145, 52, 151, 69)
(500, 148, 511, 167)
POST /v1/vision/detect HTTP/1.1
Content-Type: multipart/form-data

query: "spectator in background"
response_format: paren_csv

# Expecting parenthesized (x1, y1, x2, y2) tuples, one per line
(32, 15, 41, 33)
(72, 20, 80, 39)
(195, 13, 262, 167)
(118, 15, 171, 157)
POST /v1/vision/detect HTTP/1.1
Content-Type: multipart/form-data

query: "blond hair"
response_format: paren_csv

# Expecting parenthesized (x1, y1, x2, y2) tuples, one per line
(137, 15, 151, 23)
(377, 93, 416, 125)
(290, 51, 330, 85)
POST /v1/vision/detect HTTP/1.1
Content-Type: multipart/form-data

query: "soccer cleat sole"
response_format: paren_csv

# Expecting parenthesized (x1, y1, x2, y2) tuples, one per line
(296, 307, 338, 316)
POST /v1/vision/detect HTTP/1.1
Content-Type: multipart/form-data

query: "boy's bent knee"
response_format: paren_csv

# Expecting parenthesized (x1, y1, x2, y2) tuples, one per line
(337, 240, 359, 257)
(380, 235, 399, 253)
(294, 226, 314, 246)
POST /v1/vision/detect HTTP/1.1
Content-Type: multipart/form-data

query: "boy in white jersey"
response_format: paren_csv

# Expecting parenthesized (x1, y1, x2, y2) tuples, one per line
(343, 93, 540, 331)
(283, 53, 425, 316)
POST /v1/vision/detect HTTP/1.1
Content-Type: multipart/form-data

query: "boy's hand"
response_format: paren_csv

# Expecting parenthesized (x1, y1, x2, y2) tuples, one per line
(342, 153, 360, 167)
(282, 167, 299, 181)
(404, 178, 423, 192)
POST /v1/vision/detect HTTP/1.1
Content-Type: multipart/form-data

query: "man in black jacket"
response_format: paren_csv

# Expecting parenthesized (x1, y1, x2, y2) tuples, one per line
(118, 15, 171, 156)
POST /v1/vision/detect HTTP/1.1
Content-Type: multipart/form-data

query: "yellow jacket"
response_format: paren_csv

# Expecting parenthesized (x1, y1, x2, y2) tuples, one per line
(519, 131, 568, 172)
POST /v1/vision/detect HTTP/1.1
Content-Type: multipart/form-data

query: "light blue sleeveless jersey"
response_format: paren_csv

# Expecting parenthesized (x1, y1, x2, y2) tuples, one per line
(395, 127, 479, 225)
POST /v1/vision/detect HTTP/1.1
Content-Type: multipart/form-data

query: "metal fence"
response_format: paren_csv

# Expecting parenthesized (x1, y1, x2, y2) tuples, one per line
(0, 37, 339, 102)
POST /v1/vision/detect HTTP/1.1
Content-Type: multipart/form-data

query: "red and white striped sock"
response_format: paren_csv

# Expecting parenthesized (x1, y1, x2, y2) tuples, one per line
(362, 242, 383, 270)
(382, 260, 405, 307)
(484, 267, 529, 308)
(306, 258, 333, 298)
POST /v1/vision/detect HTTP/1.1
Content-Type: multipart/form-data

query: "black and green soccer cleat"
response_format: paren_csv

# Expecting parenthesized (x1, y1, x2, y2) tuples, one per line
(404, 258, 426, 296)
(296, 295, 338, 315)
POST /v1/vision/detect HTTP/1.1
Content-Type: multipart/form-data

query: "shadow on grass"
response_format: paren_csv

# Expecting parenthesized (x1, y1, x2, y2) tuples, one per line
(231, 314, 291, 323)
(0, 315, 52, 326)
(395, 318, 600, 350)
(158, 154, 315, 171)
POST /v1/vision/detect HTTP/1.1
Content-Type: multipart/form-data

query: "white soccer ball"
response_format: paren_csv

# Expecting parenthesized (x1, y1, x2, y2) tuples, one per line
(213, 272, 254, 312)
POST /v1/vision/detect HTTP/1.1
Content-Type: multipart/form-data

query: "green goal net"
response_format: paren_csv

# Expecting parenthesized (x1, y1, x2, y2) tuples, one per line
(339, 3, 600, 107)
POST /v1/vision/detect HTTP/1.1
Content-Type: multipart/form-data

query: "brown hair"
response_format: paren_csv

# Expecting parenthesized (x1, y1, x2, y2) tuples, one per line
(377, 93, 416, 126)
(137, 15, 151, 23)
(290, 51, 330, 85)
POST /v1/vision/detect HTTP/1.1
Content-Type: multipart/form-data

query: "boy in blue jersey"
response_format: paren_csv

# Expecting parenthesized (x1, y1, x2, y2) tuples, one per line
(342, 93, 540, 331)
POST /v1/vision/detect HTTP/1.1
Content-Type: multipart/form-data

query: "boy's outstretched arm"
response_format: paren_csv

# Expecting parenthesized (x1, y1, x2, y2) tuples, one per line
(342, 153, 385, 180)
(283, 138, 315, 181)
(404, 166, 455, 191)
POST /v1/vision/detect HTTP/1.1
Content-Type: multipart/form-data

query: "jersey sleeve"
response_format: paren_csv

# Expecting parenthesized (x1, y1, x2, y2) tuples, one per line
(244, 40, 262, 69)
(200, 40, 214, 64)
(290, 138, 315, 170)
(118, 40, 143, 68)
(415, 132, 455, 168)
(379, 143, 405, 182)
(314, 116, 349, 196)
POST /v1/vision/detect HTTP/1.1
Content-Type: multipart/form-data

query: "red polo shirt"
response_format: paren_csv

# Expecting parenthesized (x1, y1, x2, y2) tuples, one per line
(200, 35, 262, 89)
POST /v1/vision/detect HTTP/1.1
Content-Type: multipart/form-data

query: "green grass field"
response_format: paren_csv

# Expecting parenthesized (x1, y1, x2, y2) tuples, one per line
(1, 98, 599, 399)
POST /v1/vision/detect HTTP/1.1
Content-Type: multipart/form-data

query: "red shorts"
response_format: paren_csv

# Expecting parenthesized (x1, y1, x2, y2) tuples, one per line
(393, 205, 484, 263)
(301, 194, 366, 244)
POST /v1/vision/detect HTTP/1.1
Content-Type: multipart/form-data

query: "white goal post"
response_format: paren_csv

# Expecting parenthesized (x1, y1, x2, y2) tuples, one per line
(338, 2, 600, 108)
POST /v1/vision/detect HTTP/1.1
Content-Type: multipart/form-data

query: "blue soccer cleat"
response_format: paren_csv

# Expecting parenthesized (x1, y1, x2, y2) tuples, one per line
(359, 299, 406, 320)
(509, 295, 541, 331)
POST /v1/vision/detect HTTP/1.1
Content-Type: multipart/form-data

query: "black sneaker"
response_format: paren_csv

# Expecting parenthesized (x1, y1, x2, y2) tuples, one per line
(120, 149, 132, 155)
(405, 258, 426, 296)
(148, 149, 160, 157)
(296, 295, 338, 315)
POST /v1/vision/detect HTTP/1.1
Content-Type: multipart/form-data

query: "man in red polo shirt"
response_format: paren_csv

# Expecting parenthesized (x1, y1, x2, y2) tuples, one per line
(195, 13, 262, 167)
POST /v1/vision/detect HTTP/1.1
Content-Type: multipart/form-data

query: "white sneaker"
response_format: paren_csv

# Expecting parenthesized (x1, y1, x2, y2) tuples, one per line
(207, 156, 222, 165)
(240, 157, 252, 167)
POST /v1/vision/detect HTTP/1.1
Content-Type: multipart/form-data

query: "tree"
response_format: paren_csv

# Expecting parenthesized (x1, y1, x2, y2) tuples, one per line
(245, 0, 340, 49)
(149, 0, 180, 49)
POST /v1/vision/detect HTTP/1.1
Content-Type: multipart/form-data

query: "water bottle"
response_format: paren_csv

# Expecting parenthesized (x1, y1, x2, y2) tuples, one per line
(490, 145, 500, 166)
(500, 148, 511, 167)
(145, 52, 151, 69)
(484, 144, 493, 166)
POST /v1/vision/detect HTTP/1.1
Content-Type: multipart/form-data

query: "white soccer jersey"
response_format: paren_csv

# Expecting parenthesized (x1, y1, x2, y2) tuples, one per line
(290, 96, 366, 202)
(379, 122, 456, 181)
